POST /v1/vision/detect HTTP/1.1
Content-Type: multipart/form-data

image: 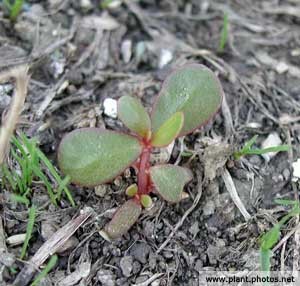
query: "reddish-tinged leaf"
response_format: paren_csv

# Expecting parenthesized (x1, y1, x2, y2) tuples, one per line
(151, 64, 223, 136)
(103, 200, 142, 239)
(118, 96, 151, 139)
(58, 129, 142, 187)
(150, 165, 192, 203)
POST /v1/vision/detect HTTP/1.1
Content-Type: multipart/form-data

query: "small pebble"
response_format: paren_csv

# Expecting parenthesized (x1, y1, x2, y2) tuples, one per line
(120, 256, 133, 277)
(121, 39, 132, 63)
(97, 269, 116, 286)
(158, 49, 173, 68)
(103, 98, 117, 118)
(130, 243, 151, 264)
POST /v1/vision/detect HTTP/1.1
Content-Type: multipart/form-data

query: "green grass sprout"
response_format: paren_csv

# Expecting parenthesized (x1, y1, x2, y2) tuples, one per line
(3, 0, 24, 21)
(31, 255, 58, 286)
(260, 199, 300, 274)
(234, 135, 290, 160)
(218, 12, 229, 53)
(20, 205, 36, 259)
(1, 133, 74, 207)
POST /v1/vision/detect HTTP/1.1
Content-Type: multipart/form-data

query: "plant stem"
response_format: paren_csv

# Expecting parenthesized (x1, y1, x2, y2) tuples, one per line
(137, 145, 151, 195)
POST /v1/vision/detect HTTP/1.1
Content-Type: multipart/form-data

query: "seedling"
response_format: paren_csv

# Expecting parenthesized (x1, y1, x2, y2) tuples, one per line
(260, 199, 300, 275)
(58, 64, 223, 240)
(1, 133, 74, 207)
(218, 12, 229, 53)
(234, 135, 290, 160)
(3, 0, 24, 21)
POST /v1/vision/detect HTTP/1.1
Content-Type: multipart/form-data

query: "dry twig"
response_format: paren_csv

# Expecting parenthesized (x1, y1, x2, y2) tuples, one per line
(13, 207, 94, 286)
(221, 168, 251, 221)
(0, 65, 30, 165)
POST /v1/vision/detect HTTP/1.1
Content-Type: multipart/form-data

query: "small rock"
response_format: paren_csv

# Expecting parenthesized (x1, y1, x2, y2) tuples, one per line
(41, 221, 57, 240)
(203, 200, 215, 216)
(121, 40, 132, 63)
(103, 98, 117, 118)
(149, 252, 157, 270)
(95, 185, 107, 197)
(276, 61, 289, 74)
(194, 259, 203, 272)
(158, 49, 173, 68)
(189, 221, 200, 237)
(0, 94, 11, 111)
(80, 0, 93, 11)
(132, 261, 141, 274)
(292, 159, 300, 181)
(6, 234, 26, 246)
(57, 237, 79, 254)
(97, 269, 116, 286)
(0, 84, 13, 100)
(283, 168, 290, 181)
(67, 70, 83, 86)
(0, 252, 15, 267)
(261, 133, 282, 161)
(151, 280, 161, 286)
(135, 41, 146, 63)
(130, 243, 151, 264)
(120, 256, 133, 277)
(135, 275, 149, 284)
(248, 155, 262, 166)
(163, 251, 173, 259)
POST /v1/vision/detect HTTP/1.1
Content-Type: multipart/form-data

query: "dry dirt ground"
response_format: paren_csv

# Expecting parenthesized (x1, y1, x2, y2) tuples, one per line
(1, 0, 300, 285)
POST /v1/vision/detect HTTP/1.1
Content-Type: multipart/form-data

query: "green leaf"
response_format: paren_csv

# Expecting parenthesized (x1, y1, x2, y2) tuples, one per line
(140, 194, 153, 208)
(151, 112, 184, 147)
(260, 249, 271, 273)
(103, 199, 142, 239)
(150, 165, 192, 203)
(125, 183, 138, 197)
(118, 96, 151, 139)
(58, 129, 142, 187)
(260, 224, 280, 251)
(151, 64, 223, 136)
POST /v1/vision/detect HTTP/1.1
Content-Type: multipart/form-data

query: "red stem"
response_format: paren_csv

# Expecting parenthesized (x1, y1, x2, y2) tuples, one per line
(137, 143, 151, 196)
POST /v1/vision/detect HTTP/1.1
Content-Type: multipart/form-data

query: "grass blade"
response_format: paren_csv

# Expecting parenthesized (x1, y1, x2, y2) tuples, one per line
(20, 206, 36, 259)
(10, 194, 29, 206)
(218, 13, 229, 53)
(31, 255, 58, 286)
(32, 165, 57, 206)
(246, 145, 290, 156)
(36, 149, 74, 206)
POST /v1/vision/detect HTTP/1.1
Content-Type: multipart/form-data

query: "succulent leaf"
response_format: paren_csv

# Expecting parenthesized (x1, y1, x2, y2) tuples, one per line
(151, 112, 184, 147)
(126, 184, 138, 197)
(58, 129, 142, 187)
(151, 64, 223, 136)
(118, 96, 151, 138)
(103, 199, 142, 239)
(140, 194, 153, 208)
(150, 165, 192, 203)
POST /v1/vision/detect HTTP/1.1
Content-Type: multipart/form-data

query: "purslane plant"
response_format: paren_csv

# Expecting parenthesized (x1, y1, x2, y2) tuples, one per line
(58, 64, 224, 240)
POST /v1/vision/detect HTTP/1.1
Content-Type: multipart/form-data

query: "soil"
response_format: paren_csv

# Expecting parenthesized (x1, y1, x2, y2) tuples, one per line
(1, 0, 300, 285)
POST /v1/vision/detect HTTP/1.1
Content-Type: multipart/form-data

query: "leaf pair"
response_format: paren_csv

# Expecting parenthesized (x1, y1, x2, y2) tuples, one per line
(118, 95, 184, 147)
(118, 64, 223, 147)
